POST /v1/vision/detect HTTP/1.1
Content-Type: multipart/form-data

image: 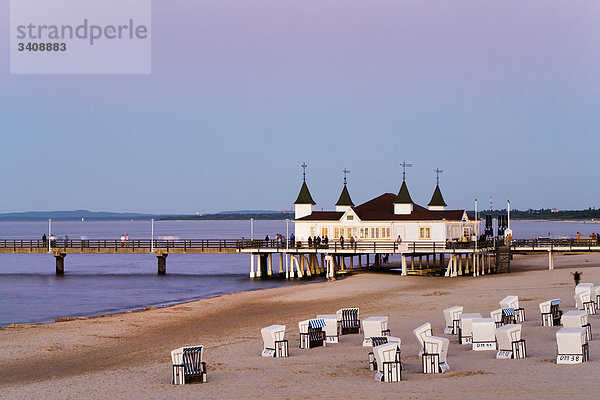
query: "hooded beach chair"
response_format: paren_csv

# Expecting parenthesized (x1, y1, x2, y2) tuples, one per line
(592, 286, 600, 310)
(575, 290, 596, 315)
(317, 314, 340, 343)
(495, 324, 526, 359)
(261, 325, 288, 357)
(337, 307, 360, 335)
(574, 283, 593, 309)
(299, 318, 326, 349)
(539, 299, 562, 326)
(373, 342, 402, 382)
(561, 310, 592, 341)
(556, 327, 589, 364)
(458, 313, 482, 344)
(368, 336, 401, 371)
(362, 316, 390, 346)
(413, 323, 450, 373)
(471, 318, 497, 351)
(443, 306, 463, 334)
(490, 309, 503, 328)
(500, 296, 525, 322)
(171, 345, 207, 384)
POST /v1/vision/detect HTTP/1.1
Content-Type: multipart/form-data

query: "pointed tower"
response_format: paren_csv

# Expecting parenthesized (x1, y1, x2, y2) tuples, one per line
(394, 162, 414, 215)
(335, 168, 354, 212)
(294, 163, 316, 219)
(428, 168, 447, 211)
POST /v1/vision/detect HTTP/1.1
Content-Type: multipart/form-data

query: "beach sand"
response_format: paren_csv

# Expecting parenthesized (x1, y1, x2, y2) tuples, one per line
(2, 253, 600, 399)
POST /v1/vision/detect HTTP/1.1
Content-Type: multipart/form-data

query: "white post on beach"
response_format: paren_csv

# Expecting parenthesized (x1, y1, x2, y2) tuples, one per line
(48, 218, 51, 251)
(251, 218, 254, 241)
(507, 200, 511, 231)
(151, 218, 154, 252)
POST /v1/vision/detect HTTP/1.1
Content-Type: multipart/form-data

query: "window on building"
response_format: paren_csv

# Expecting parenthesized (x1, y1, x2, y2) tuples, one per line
(419, 226, 431, 240)
(347, 215, 354, 221)
(321, 227, 328, 237)
(334, 227, 340, 239)
(352, 227, 358, 237)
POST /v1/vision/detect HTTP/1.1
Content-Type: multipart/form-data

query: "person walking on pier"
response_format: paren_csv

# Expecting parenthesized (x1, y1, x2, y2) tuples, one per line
(42, 234, 47, 246)
(308, 236, 313, 248)
(121, 234, 125, 247)
(576, 232, 581, 240)
(340, 235, 344, 249)
(290, 233, 295, 247)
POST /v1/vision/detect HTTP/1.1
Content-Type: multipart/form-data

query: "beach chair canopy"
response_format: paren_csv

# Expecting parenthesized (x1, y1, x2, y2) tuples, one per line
(443, 306, 463, 328)
(561, 310, 588, 328)
(459, 313, 483, 336)
(363, 316, 389, 340)
(500, 296, 519, 310)
(556, 327, 587, 355)
(472, 318, 496, 343)
(261, 325, 286, 349)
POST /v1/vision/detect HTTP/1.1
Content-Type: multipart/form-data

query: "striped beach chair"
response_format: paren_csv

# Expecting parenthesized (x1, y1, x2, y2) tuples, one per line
(502, 308, 516, 325)
(171, 345, 207, 385)
(300, 319, 326, 349)
(337, 308, 360, 335)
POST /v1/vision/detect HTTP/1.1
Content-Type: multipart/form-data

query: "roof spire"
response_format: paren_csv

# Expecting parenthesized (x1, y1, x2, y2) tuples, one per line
(400, 161, 413, 182)
(301, 162, 307, 181)
(342, 168, 350, 185)
(434, 167, 444, 185)
(336, 168, 354, 207)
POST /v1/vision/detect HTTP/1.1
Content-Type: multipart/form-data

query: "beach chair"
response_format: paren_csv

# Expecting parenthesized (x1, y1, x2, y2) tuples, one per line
(490, 308, 503, 328)
(471, 318, 496, 351)
(574, 283, 593, 308)
(575, 291, 596, 315)
(299, 319, 326, 349)
(459, 313, 482, 344)
(368, 336, 401, 371)
(413, 323, 450, 373)
(362, 316, 390, 346)
(561, 310, 592, 341)
(261, 325, 288, 357)
(337, 308, 360, 335)
(171, 345, 207, 384)
(556, 327, 589, 364)
(592, 286, 600, 310)
(373, 342, 402, 382)
(443, 306, 463, 334)
(500, 296, 525, 322)
(496, 324, 526, 359)
(317, 314, 340, 343)
(539, 299, 562, 327)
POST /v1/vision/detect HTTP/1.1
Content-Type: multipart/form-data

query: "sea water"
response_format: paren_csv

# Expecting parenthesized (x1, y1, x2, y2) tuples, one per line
(0, 219, 597, 326)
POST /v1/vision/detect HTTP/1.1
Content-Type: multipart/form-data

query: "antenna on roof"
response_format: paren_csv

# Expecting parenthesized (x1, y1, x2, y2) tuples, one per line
(342, 168, 350, 185)
(400, 161, 413, 181)
(434, 167, 444, 185)
(301, 162, 307, 181)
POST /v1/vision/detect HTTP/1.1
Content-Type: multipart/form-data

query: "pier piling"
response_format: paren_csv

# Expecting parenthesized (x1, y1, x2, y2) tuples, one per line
(157, 254, 168, 275)
(54, 253, 66, 275)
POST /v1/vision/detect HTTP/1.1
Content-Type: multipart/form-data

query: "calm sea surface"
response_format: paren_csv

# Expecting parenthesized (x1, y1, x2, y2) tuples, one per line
(0, 219, 598, 326)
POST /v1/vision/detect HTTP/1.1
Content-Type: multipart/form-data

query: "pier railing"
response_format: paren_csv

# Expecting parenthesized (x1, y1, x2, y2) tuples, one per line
(0, 238, 496, 252)
(512, 238, 600, 251)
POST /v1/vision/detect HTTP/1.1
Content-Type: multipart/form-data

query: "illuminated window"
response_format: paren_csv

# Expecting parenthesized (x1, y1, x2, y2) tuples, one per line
(321, 227, 328, 237)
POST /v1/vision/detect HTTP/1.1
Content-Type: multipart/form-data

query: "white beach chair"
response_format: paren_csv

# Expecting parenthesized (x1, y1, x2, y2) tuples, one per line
(472, 318, 496, 351)
(490, 308, 503, 328)
(261, 325, 288, 357)
(500, 296, 525, 322)
(317, 314, 340, 343)
(336, 307, 360, 335)
(556, 327, 589, 364)
(539, 299, 562, 327)
(495, 324, 526, 359)
(575, 291, 596, 315)
(459, 313, 482, 344)
(368, 336, 401, 371)
(171, 345, 207, 384)
(373, 342, 402, 382)
(362, 316, 390, 346)
(574, 283, 593, 308)
(413, 323, 450, 373)
(299, 319, 326, 349)
(561, 310, 592, 341)
(592, 286, 600, 310)
(443, 306, 463, 334)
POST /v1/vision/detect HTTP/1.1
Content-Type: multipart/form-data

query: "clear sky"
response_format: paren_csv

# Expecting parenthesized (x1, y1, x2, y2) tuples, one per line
(1, 1, 599, 214)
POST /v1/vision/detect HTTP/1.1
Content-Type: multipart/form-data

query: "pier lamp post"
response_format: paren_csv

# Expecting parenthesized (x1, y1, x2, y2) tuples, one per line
(251, 218, 254, 241)
(286, 219, 289, 278)
(151, 218, 154, 252)
(48, 218, 52, 251)
(475, 199, 478, 276)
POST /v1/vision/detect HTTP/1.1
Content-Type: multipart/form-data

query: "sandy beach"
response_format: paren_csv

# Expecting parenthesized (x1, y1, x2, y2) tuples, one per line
(2, 253, 600, 399)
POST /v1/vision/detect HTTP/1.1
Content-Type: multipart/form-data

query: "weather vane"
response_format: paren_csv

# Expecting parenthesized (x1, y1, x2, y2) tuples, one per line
(301, 162, 307, 181)
(342, 168, 350, 185)
(434, 167, 444, 185)
(400, 161, 413, 181)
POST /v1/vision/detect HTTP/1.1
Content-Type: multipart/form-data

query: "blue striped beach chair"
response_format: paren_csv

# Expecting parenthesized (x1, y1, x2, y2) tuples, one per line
(502, 308, 516, 325)
(171, 345, 207, 385)
(337, 308, 360, 335)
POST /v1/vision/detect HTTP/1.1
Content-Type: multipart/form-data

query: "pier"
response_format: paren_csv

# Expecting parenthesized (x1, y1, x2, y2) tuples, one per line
(1, 238, 598, 276)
